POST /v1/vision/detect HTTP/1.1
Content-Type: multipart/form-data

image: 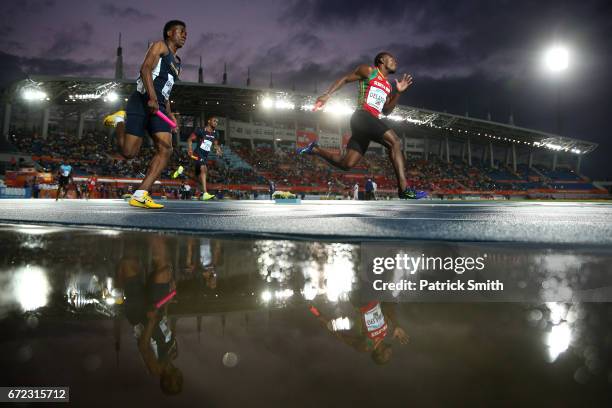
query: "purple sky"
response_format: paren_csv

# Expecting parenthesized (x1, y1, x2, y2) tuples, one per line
(1, 0, 611, 177)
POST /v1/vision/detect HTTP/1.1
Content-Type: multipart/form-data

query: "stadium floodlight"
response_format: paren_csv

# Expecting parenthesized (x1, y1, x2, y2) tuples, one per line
(323, 102, 353, 116)
(274, 99, 295, 110)
(22, 88, 47, 101)
(105, 91, 119, 102)
(544, 46, 569, 72)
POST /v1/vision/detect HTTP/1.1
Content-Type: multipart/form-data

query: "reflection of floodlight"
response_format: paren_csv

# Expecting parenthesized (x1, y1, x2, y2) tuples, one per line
(261, 98, 273, 109)
(545, 46, 569, 72)
(261, 290, 272, 302)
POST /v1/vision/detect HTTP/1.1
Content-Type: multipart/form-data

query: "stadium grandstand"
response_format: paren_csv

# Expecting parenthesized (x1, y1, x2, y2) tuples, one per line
(0, 42, 608, 200)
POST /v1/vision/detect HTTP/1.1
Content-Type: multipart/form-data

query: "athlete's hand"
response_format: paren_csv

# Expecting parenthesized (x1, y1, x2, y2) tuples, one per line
(147, 98, 159, 114)
(395, 74, 413, 93)
(169, 114, 179, 134)
(393, 327, 409, 344)
(313, 94, 331, 111)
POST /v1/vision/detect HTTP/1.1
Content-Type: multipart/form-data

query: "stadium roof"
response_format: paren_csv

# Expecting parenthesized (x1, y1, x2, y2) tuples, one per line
(3, 75, 597, 155)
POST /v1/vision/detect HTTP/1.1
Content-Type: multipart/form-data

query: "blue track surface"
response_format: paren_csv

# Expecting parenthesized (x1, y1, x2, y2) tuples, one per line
(1, 199, 611, 244)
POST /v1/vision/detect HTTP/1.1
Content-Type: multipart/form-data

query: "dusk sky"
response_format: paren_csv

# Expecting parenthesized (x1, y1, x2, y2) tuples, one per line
(1, 0, 611, 177)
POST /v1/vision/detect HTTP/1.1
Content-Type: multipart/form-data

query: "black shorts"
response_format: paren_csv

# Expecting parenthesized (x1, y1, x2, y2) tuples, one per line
(123, 276, 171, 326)
(347, 110, 390, 155)
(58, 176, 70, 186)
(125, 91, 171, 138)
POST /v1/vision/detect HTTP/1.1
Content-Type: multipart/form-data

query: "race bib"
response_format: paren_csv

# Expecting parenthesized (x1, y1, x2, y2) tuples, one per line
(161, 75, 174, 100)
(200, 139, 213, 152)
(363, 303, 385, 333)
(366, 86, 387, 112)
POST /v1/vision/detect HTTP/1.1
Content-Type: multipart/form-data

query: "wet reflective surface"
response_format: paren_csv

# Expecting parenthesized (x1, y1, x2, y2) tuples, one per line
(1, 224, 611, 406)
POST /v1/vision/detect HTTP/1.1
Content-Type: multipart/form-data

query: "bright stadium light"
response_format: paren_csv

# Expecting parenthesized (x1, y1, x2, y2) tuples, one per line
(323, 102, 353, 116)
(22, 88, 47, 101)
(105, 91, 119, 102)
(544, 46, 569, 72)
(274, 99, 295, 110)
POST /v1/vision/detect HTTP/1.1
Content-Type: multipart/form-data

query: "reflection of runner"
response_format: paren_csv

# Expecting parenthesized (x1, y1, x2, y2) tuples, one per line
(311, 301, 408, 365)
(183, 237, 221, 289)
(298, 52, 426, 199)
(117, 235, 183, 395)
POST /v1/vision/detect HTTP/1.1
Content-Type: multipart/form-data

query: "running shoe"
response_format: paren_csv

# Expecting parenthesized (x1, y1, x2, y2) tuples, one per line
(399, 188, 427, 200)
(171, 165, 184, 179)
(200, 192, 215, 201)
(103, 110, 126, 127)
(296, 141, 318, 155)
(129, 192, 164, 209)
(272, 191, 296, 199)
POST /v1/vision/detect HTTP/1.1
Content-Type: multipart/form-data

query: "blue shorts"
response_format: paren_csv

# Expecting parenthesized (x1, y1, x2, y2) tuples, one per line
(125, 91, 171, 137)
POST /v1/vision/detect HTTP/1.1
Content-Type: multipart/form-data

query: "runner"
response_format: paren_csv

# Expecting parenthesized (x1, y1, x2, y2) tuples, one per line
(103, 20, 187, 209)
(85, 173, 98, 200)
(56, 162, 73, 201)
(298, 52, 426, 199)
(186, 116, 222, 201)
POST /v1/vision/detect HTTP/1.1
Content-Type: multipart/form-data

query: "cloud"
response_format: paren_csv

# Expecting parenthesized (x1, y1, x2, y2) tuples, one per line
(0, 51, 114, 90)
(99, 3, 155, 20)
(43, 22, 94, 58)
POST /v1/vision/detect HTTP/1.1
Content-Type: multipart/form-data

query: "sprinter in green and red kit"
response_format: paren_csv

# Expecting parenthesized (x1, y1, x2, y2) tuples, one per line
(298, 52, 426, 199)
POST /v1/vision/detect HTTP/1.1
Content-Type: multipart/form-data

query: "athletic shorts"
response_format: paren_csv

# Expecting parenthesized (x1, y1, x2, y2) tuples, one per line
(125, 91, 171, 138)
(58, 176, 70, 186)
(123, 276, 171, 326)
(347, 110, 390, 155)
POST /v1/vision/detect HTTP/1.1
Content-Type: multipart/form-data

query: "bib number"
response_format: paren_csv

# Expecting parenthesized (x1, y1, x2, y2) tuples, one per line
(366, 86, 387, 112)
(161, 75, 174, 100)
(200, 140, 213, 152)
(363, 303, 385, 332)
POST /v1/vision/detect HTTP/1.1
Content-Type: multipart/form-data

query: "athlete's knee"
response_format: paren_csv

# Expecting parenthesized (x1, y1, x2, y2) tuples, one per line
(121, 148, 138, 159)
(158, 144, 173, 159)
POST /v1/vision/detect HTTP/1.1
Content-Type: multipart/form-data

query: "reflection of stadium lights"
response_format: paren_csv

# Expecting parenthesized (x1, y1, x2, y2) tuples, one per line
(261, 98, 273, 109)
(22, 89, 47, 101)
(12, 266, 51, 312)
(546, 322, 571, 362)
(261, 290, 272, 302)
(544, 46, 569, 72)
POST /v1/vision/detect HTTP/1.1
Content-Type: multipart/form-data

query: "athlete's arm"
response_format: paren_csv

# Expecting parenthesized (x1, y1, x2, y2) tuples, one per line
(382, 74, 412, 115)
(381, 303, 409, 344)
(214, 140, 223, 157)
(140, 41, 167, 113)
(165, 101, 179, 134)
(315, 64, 372, 107)
(187, 134, 196, 159)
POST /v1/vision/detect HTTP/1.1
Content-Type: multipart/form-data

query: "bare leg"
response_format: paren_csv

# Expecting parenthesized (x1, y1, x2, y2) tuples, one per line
(313, 146, 363, 171)
(381, 130, 408, 192)
(138, 132, 173, 192)
(199, 165, 207, 193)
(115, 122, 143, 160)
